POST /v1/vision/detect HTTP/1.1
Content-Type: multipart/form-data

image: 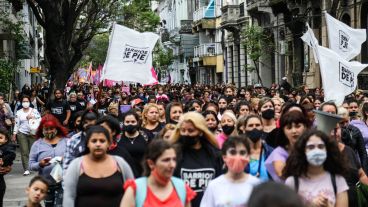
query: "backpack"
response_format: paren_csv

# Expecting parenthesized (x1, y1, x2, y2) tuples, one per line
(294, 173, 337, 195)
(135, 176, 186, 207)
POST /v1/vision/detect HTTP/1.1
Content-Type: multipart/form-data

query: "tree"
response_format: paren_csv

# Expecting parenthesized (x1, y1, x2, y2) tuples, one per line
(153, 45, 173, 81)
(0, 7, 26, 95)
(241, 25, 274, 86)
(80, 33, 110, 67)
(8, 0, 124, 92)
(120, 0, 160, 32)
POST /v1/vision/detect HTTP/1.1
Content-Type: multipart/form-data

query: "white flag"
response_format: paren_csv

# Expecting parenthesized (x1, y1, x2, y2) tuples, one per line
(103, 23, 159, 84)
(317, 45, 368, 105)
(325, 12, 366, 60)
(301, 24, 319, 63)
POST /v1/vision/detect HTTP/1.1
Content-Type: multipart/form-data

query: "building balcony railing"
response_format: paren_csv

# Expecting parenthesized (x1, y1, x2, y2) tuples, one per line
(194, 43, 222, 57)
(193, 6, 215, 22)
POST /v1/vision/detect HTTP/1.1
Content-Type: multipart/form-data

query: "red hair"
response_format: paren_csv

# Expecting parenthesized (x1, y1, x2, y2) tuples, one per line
(35, 114, 69, 138)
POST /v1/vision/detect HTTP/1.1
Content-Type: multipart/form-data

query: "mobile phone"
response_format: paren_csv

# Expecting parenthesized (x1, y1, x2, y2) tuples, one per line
(44, 157, 52, 161)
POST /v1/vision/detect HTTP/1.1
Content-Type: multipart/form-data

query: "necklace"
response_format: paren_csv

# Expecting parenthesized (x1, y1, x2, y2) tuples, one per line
(127, 136, 138, 144)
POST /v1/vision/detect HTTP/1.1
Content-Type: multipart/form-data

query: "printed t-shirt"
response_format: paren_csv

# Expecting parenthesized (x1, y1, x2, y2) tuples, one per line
(200, 174, 261, 207)
(285, 172, 348, 206)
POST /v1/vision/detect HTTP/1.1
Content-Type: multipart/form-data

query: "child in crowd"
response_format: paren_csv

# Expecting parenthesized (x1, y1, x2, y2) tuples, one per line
(0, 128, 16, 206)
(25, 176, 49, 207)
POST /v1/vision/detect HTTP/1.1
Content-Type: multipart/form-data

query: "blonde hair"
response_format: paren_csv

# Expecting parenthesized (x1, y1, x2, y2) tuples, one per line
(221, 111, 238, 135)
(142, 103, 159, 127)
(170, 112, 218, 148)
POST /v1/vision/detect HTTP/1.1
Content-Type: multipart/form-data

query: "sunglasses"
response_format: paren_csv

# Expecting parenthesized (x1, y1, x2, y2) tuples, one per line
(227, 148, 248, 156)
(305, 143, 325, 150)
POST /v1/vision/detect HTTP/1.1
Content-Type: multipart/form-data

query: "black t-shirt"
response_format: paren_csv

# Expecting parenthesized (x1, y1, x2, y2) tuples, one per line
(77, 98, 87, 110)
(174, 144, 223, 207)
(142, 123, 164, 140)
(119, 133, 150, 177)
(108, 144, 139, 177)
(343, 145, 360, 187)
(68, 101, 83, 113)
(46, 99, 71, 123)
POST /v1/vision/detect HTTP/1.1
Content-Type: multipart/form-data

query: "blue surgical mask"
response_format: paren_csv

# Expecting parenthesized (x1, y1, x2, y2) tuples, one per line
(306, 149, 327, 166)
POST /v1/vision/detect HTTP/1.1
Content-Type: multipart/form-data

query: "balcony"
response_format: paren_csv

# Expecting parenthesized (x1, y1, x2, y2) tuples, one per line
(247, 0, 272, 14)
(192, 0, 216, 32)
(193, 6, 215, 22)
(220, 5, 240, 32)
(194, 43, 222, 58)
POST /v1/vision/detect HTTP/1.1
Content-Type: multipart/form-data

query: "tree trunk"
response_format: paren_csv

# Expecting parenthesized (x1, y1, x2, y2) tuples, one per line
(253, 60, 263, 87)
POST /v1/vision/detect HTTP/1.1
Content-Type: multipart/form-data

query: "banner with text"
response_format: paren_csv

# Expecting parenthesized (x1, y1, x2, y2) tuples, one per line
(102, 23, 159, 84)
(325, 12, 366, 61)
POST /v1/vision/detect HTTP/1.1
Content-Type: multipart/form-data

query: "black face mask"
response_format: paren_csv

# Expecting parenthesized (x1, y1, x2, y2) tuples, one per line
(349, 111, 358, 117)
(125, 124, 138, 134)
(180, 135, 200, 148)
(222, 125, 235, 135)
(246, 128, 263, 143)
(261, 109, 275, 120)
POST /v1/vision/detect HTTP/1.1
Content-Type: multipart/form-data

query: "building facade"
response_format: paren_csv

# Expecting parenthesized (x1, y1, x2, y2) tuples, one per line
(0, 0, 44, 93)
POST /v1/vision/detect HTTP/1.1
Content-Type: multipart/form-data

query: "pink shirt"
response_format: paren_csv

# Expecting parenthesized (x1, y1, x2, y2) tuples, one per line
(216, 133, 228, 149)
(285, 172, 348, 206)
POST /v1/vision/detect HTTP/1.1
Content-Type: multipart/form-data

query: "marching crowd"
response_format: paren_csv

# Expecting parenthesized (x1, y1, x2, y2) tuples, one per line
(0, 80, 368, 207)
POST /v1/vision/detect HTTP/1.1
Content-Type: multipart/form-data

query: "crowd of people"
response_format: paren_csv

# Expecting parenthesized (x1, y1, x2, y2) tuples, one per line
(0, 80, 368, 207)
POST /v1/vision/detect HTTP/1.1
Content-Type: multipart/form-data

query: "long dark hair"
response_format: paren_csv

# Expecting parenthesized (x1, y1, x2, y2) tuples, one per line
(275, 111, 309, 149)
(82, 125, 111, 155)
(142, 139, 176, 176)
(283, 129, 348, 179)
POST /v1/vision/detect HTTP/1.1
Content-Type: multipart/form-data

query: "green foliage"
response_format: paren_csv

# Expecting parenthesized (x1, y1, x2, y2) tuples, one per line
(241, 25, 273, 62)
(0, 11, 26, 60)
(120, 0, 160, 32)
(153, 45, 173, 69)
(0, 59, 15, 94)
(81, 33, 109, 67)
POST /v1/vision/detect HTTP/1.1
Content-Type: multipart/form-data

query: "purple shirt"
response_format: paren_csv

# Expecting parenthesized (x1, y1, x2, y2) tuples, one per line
(350, 120, 368, 148)
(265, 146, 289, 182)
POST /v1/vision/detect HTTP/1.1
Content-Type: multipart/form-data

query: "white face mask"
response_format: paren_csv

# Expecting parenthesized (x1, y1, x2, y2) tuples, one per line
(22, 102, 30, 108)
(306, 149, 327, 166)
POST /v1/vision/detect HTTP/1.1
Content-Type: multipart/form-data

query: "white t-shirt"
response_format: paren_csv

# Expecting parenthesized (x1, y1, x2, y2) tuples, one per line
(285, 172, 348, 206)
(200, 174, 261, 207)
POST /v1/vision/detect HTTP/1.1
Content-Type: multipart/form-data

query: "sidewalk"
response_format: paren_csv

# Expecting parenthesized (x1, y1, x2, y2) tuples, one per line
(3, 149, 32, 207)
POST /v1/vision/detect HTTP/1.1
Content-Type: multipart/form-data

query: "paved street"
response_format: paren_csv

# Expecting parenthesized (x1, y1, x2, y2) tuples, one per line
(3, 149, 32, 207)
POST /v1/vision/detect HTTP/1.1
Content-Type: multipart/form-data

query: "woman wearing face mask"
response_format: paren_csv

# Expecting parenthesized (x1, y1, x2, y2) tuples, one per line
(259, 98, 276, 133)
(63, 126, 134, 207)
(171, 112, 223, 207)
(165, 102, 183, 125)
(29, 114, 68, 207)
(203, 110, 219, 134)
(201, 136, 261, 207)
(120, 110, 151, 177)
(121, 139, 196, 207)
(284, 130, 349, 207)
(12, 95, 40, 176)
(265, 111, 308, 182)
(243, 115, 274, 181)
(141, 104, 164, 140)
(217, 112, 238, 148)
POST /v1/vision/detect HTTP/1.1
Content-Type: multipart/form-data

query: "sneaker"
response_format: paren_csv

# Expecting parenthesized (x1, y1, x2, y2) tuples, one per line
(23, 170, 30, 176)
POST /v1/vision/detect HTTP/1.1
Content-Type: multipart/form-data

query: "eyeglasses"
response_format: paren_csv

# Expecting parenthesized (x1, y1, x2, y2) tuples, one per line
(227, 148, 248, 156)
(305, 143, 325, 150)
